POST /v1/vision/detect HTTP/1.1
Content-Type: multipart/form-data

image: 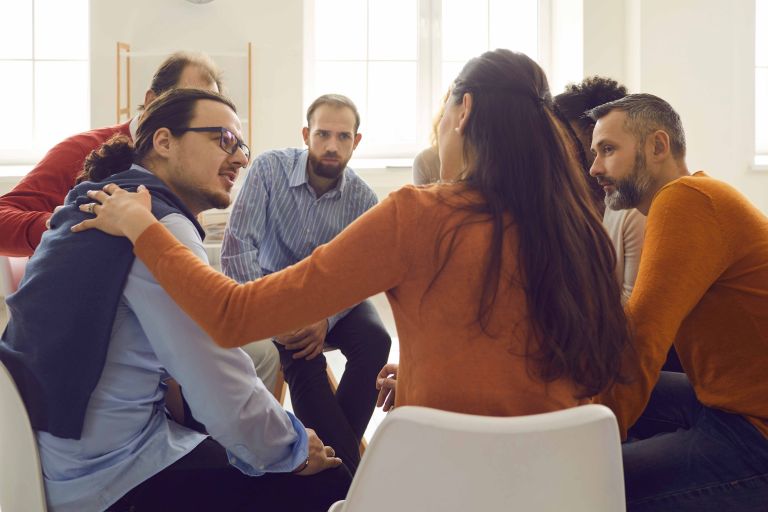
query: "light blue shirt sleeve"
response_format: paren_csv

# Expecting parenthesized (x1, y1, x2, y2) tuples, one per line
(123, 213, 308, 476)
(221, 155, 270, 284)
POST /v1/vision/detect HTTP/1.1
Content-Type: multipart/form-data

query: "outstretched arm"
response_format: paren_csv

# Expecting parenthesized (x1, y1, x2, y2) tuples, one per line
(73, 183, 415, 349)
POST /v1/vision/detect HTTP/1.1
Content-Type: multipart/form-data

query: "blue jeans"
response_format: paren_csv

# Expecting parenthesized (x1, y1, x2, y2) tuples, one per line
(623, 372, 768, 511)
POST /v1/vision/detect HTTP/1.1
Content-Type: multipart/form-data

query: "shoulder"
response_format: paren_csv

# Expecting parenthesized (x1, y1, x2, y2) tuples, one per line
(654, 172, 747, 215)
(159, 213, 208, 263)
(343, 167, 377, 201)
(248, 148, 303, 181)
(413, 147, 440, 170)
(255, 148, 303, 168)
(383, 183, 455, 213)
(38, 123, 129, 163)
(70, 123, 130, 148)
(603, 207, 646, 231)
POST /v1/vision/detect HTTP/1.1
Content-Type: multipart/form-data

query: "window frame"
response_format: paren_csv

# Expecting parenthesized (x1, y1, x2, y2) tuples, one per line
(303, 0, 551, 162)
(0, 0, 90, 166)
(754, 0, 768, 169)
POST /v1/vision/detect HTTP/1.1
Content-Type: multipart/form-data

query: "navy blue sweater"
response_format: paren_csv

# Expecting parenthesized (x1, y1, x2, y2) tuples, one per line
(0, 167, 204, 439)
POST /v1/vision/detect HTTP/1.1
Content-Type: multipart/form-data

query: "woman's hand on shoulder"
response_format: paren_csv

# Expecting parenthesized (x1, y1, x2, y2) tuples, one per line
(71, 183, 155, 243)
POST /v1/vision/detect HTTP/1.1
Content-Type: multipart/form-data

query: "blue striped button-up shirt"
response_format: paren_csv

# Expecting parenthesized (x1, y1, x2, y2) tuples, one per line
(222, 148, 378, 330)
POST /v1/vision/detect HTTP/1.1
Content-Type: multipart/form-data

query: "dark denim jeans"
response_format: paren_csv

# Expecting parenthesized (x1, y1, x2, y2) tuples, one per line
(275, 299, 391, 476)
(623, 372, 768, 511)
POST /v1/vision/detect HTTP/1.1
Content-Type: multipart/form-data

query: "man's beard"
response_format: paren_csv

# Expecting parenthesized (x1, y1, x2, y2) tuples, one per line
(603, 150, 653, 210)
(308, 151, 347, 180)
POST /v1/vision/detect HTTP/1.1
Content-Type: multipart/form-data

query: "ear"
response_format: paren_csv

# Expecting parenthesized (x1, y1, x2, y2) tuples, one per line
(456, 93, 473, 135)
(144, 89, 157, 108)
(352, 132, 362, 150)
(650, 129, 671, 160)
(302, 126, 310, 146)
(152, 127, 173, 158)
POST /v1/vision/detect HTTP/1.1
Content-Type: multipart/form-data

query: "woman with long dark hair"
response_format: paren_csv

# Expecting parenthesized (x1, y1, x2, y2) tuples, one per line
(74, 49, 629, 418)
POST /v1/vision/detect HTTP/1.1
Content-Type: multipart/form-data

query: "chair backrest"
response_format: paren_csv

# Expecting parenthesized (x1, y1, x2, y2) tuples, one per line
(0, 256, 28, 297)
(334, 404, 625, 512)
(0, 360, 48, 512)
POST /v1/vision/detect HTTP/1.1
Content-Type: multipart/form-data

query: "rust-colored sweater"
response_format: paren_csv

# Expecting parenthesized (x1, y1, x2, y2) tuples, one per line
(598, 172, 768, 439)
(134, 185, 586, 417)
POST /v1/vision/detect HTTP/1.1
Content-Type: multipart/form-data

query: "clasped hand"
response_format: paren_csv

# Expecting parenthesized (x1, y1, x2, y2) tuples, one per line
(273, 319, 329, 360)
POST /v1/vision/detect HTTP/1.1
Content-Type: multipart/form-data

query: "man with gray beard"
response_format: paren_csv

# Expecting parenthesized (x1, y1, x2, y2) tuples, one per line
(588, 93, 768, 511)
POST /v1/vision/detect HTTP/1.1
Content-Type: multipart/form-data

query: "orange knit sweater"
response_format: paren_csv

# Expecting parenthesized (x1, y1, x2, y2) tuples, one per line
(598, 172, 768, 439)
(134, 184, 587, 417)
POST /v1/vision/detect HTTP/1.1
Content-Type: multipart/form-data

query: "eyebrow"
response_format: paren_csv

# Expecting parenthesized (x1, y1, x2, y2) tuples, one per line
(314, 128, 353, 136)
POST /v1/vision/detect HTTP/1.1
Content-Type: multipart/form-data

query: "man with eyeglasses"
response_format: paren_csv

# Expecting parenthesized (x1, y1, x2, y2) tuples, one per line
(1, 89, 351, 512)
(0, 50, 281, 397)
(0, 52, 220, 257)
(222, 94, 391, 474)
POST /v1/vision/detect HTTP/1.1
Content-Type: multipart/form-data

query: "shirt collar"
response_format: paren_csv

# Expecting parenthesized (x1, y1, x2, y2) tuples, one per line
(128, 116, 140, 141)
(290, 150, 349, 199)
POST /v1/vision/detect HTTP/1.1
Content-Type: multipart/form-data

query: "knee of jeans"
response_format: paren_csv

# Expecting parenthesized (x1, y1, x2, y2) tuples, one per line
(368, 325, 392, 359)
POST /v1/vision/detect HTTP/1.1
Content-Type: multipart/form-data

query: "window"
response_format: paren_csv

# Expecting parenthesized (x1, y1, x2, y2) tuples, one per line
(0, 0, 90, 165)
(756, 0, 768, 167)
(304, 0, 541, 161)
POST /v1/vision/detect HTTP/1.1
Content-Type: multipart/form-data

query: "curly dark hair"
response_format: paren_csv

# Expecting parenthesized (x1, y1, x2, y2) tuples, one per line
(553, 77, 627, 209)
(555, 76, 627, 130)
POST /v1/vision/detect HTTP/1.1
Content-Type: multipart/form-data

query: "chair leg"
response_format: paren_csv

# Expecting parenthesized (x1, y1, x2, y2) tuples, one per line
(273, 367, 287, 404)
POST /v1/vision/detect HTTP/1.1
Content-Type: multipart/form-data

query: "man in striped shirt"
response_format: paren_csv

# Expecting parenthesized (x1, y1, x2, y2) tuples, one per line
(221, 94, 391, 474)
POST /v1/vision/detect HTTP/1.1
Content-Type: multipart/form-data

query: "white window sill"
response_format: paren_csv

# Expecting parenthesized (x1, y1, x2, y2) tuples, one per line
(350, 158, 413, 172)
(0, 165, 33, 179)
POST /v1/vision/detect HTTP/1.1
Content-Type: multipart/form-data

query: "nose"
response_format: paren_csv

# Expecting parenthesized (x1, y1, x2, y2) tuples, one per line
(327, 134, 345, 153)
(589, 155, 603, 178)
(231, 146, 249, 168)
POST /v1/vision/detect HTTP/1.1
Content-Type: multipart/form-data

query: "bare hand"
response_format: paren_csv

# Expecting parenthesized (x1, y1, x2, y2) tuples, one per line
(293, 428, 342, 476)
(376, 363, 398, 412)
(274, 319, 329, 360)
(70, 183, 155, 242)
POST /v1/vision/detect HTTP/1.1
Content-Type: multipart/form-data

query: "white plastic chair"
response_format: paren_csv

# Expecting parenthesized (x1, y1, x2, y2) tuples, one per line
(0, 359, 47, 511)
(0, 257, 28, 317)
(0, 257, 27, 297)
(329, 404, 625, 512)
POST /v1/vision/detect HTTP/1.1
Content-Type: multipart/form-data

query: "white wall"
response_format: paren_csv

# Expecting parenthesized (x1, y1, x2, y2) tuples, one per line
(86, 0, 767, 210)
(583, 0, 766, 210)
(89, 0, 305, 156)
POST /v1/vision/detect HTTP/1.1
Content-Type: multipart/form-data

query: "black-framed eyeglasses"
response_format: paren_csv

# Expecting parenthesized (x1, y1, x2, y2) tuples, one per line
(177, 126, 250, 163)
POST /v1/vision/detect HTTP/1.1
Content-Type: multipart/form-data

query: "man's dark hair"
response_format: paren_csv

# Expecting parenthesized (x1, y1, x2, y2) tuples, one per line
(588, 93, 686, 159)
(80, 89, 237, 182)
(306, 94, 361, 133)
(554, 76, 627, 133)
(139, 52, 223, 109)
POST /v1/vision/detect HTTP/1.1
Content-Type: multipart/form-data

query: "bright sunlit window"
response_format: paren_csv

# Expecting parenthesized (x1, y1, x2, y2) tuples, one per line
(304, 0, 540, 160)
(0, 0, 90, 165)
(756, 0, 768, 167)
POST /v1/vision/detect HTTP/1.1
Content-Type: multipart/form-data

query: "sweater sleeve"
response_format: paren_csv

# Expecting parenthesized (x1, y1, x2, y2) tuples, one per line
(597, 182, 731, 436)
(0, 138, 90, 256)
(133, 190, 416, 348)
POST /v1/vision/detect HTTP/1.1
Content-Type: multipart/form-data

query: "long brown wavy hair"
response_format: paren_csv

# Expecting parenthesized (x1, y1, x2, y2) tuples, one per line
(444, 50, 630, 397)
